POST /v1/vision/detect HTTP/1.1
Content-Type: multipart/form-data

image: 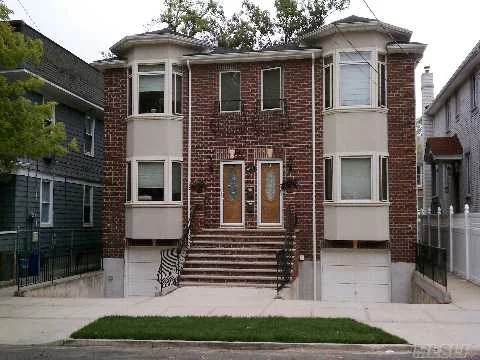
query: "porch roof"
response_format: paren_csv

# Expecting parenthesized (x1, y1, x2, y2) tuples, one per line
(424, 135, 463, 163)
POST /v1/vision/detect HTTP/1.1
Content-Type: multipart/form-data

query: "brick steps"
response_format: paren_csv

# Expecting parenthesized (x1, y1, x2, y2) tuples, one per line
(180, 229, 292, 287)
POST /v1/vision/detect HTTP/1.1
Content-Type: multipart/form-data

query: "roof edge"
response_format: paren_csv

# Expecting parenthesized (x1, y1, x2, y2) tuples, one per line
(183, 49, 322, 64)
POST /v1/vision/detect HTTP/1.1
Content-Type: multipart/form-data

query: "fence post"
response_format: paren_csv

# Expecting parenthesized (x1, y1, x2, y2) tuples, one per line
(465, 204, 470, 280)
(427, 208, 432, 246)
(449, 205, 454, 273)
(437, 206, 442, 248)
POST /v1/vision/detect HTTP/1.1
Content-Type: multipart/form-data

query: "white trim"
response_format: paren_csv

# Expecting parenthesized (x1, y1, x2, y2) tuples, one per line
(82, 184, 94, 227)
(0, 231, 17, 235)
(0, 69, 103, 112)
(260, 67, 283, 111)
(136, 62, 167, 115)
(219, 71, 241, 113)
(15, 169, 103, 188)
(220, 161, 245, 227)
(256, 160, 283, 227)
(172, 71, 183, 115)
(39, 178, 53, 228)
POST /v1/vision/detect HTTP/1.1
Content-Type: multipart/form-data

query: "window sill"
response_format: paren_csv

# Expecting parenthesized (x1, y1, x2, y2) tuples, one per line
(82, 224, 93, 228)
(323, 106, 388, 116)
(324, 201, 390, 207)
(40, 224, 53, 228)
(84, 152, 95, 158)
(127, 114, 183, 122)
(125, 202, 183, 208)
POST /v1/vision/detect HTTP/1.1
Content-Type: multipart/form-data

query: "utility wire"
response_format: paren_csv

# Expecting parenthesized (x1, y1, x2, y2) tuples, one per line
(15, 0, 40, 31)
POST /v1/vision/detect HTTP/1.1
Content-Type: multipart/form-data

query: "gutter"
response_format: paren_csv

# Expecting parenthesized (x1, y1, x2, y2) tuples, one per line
(187, 60, 192, 228)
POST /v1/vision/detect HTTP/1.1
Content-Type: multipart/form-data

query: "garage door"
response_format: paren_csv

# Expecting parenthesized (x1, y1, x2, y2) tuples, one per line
(127, 247, 170, 296)
(321, 249, 391, 302)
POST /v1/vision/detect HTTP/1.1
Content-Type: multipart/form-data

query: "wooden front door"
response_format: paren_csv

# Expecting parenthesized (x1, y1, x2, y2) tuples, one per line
(258, 161, 281, 225)
(221, 162, 244, 225)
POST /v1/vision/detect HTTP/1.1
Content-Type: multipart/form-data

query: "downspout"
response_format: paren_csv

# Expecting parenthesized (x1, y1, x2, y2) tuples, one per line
(187, 60, 192, 229)
(311, 51, 317, 301)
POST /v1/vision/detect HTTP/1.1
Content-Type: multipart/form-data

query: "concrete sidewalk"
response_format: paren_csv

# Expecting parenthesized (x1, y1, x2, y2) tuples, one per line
(0, 275, 479, 346)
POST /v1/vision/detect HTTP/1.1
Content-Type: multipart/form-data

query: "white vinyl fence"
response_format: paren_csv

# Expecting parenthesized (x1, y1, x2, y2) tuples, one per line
(419, 205, 480, 285)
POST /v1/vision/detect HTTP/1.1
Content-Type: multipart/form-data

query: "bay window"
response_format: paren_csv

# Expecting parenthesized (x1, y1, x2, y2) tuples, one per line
(261, 67, 282, 110)
(341, 157, 372, 200)
(323, 55, 334, 109)
(138, 64, 165, 114)
(220, 71, 241, 112)
(172, 71, 182, 115)
(377, 54, 386, 107)
(171, 161, 182, 201)
(324, 157, 333, 201)
(138, 162, 165, 201)
(379, 156, 388, 201)
(340, 51, 372, 107)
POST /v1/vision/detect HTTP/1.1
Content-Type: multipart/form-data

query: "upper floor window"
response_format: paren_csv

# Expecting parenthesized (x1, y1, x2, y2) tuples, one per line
(261, 67, 282, 110)
(445, 100, 451, 131)
(465, 152, 471, 195)
(127, 67, 133, 116)
(472, 73, 478, 110)
(339, 51, 372, 107)
(377, 54, 386, 107)
(455, 92, 460, 120)
(323, 56, 334, 109)
(220, 71, 241, 112)
(40, 179, 53, 227)
(172, 71, 182, 115)
(138, 64, 165, 114)
(84, 116, 95, 156)
(83, 185, 93, 227)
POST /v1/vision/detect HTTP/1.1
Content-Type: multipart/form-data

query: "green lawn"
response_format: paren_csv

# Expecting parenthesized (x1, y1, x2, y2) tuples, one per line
(71, 316, 406, 344)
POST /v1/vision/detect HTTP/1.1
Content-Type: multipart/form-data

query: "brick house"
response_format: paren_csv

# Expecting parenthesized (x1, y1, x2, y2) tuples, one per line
(94, 16, 425, 302)
(421, 41, 480, 214)
(0, 21, 104, 282)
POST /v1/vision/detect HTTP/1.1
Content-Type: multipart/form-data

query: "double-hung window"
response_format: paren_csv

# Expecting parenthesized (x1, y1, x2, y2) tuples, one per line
(339, 51, 372, 107)
(138, 64, 165, 114)
(127, 67, 133, 116)
(379, 156, 388, 201)
(138, 161, 165, 201)
(324, 157, 333, 201)
(172, 71, 182, 115)
(323, 55, 334, 109)
(220, 71, 241, 112)
(262, 67, 282, 110)
(40, 179, 53, 227)
(377, 54, 386, 107)
(83, 185, 93, 226)
(171, 161, 182, 201)
(84, 116, 95, 156)
(341, 157, 372, 200)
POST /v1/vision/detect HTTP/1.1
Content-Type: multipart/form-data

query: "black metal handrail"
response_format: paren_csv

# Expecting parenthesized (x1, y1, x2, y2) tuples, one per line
(416, 242, 447, 288)
(157, 206, 195, 295)
(276, 207, 296, 295)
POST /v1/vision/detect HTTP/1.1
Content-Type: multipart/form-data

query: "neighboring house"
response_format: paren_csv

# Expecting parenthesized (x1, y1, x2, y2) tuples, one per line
(94, 16, 425, 303)
(0, 21, 104, 282)
(422, 41, 480, 213)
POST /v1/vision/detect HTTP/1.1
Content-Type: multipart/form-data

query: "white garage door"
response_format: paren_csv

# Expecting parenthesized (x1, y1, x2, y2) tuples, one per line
(127, 247, 162, 296)
(321, 249, 391, 302)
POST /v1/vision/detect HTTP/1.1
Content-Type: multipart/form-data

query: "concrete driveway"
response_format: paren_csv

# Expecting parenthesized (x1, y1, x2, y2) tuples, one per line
(0, 275, 479, 346)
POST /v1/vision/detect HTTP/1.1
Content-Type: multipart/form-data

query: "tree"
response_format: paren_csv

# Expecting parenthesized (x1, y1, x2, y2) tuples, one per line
(152, 0, 349, 50)
(0, 2, 77, 176)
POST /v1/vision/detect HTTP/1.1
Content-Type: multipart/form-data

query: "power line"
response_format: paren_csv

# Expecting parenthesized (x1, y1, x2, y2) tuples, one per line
(360, 0, 407, 54)
(15, 0, 40, 31)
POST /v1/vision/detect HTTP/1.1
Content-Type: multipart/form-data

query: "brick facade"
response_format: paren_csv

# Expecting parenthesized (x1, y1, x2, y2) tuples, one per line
(186, 59, 324, 259)
(387, 53, 419, 263)
(102, 68, 128, 258)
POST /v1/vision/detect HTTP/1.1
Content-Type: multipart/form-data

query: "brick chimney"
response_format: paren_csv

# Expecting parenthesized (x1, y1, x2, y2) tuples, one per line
(421, 66, 434, 113)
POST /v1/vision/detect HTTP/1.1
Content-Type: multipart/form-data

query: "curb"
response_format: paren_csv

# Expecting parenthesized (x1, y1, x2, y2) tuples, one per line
(63, 338, 412, 352)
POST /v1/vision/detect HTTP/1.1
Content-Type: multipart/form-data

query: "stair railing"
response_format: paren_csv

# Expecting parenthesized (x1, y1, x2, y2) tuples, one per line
(157, 205, 195, 295)
(276, 207, 296, 296)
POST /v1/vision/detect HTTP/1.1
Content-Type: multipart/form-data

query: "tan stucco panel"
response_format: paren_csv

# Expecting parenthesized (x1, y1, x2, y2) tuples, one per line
(125, 206, 182, 239)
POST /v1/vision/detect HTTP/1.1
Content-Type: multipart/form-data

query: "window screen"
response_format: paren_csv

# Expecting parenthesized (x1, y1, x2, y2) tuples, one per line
(341, 157, 371, 200)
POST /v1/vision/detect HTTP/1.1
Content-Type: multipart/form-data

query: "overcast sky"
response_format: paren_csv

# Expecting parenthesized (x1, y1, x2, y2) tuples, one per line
(4, 0, 480, 117)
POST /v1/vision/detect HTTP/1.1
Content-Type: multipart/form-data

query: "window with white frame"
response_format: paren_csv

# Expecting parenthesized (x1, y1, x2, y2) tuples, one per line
(138, 64, 165, 114)
(126, 161, 131, 202)
(341, 157, 372, 200)
(323, 55, 333, 109)
(377, 54, 386, 107)
(171, 161, 182, 201)
(379, 156, 388, 201)
(84, 116, 95, 156)
(40, 179, 53, 226)
(445, 100, 451, 131)
(83, 185, 93, 226)
(127, 66, 133, 116)
(138, 161, 165, 201)
(339, 51, 372, 107)
(172, 72, 182, 115)
(324, 157, 333, 201)
(262, 67, 282, 110)
(220, 71, 241, 112)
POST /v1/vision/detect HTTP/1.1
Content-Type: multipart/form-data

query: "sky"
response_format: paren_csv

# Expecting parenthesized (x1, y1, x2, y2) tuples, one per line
(4, 0, 480, 117)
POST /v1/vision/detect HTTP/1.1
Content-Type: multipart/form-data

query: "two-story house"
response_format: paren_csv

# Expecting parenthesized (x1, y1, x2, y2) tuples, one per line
(95, 16, 425, 302)
(422, 41, 480, 214)
(0, 21, 104, 283)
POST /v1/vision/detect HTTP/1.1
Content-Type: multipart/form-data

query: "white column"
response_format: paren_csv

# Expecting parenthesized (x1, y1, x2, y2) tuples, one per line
(465, 204, 470, 280)
(437, 206, 442, 248)
(449, 205, 454, 272)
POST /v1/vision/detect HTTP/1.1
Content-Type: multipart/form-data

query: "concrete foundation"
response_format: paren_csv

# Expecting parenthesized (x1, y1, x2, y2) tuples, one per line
(104, 257, 124, 298)
(411, 271, 452, 304)
(295, 260, 322, 300)
(391, 262, 415, 303)
(16, 271, 104, 298)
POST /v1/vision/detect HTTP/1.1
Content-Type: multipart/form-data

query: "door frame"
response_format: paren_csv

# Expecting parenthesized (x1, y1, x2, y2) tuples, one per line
(220, 160, 245, 227)
(257, 160, 283, 227)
